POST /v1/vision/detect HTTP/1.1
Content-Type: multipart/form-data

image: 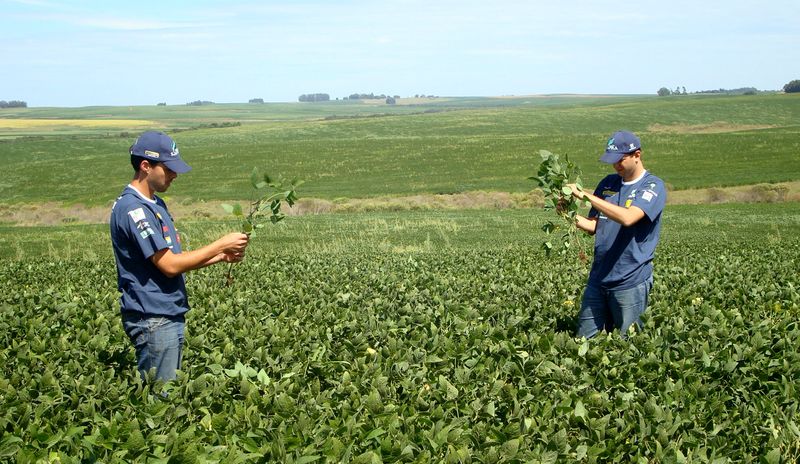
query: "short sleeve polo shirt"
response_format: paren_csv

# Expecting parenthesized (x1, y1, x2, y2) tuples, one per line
(587, 171, 667, 289)
(110, 185, 189, 317)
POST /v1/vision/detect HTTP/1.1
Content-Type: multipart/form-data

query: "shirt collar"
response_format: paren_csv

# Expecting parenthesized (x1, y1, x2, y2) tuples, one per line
(622, 170, 647, 186)
(126, 184, 157, 204)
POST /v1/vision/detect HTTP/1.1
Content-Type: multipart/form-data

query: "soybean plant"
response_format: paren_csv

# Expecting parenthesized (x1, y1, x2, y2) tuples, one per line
(530, 150, 590, 262)
(222, 168, 302, 285)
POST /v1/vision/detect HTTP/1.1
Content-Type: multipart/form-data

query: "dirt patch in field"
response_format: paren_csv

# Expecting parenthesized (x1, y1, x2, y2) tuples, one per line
(647, 122, 777, 134)
(667, 181, 800, 205)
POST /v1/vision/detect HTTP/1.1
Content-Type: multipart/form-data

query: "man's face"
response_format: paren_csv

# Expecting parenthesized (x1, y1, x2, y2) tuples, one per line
(613, 151, 640, 178)
(146, 162, 177, 193)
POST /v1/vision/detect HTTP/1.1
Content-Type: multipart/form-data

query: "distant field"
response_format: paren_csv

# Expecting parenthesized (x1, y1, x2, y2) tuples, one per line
(0, 95, 638, 136)
(0, 94, 798, 207)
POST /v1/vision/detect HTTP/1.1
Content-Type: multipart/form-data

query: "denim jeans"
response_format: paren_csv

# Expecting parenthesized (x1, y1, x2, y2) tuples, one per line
(576, 276, 653, 339)
(122, 313, 185, 382)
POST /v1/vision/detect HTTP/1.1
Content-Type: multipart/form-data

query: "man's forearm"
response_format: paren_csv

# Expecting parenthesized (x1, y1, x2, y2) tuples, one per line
(581, 192, 645, 227)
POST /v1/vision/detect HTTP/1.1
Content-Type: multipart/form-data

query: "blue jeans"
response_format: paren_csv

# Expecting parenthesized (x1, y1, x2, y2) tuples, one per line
(122, 314, 185, 382)
(576, 277, 653, 339)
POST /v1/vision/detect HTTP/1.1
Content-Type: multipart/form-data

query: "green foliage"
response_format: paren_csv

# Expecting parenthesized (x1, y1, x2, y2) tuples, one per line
(530, 150, 590, 260)
(1, 205, 799, 461)
(221, 168, 302, 285)
(783, 79, 800, 93)
(221, 168, 303, 234)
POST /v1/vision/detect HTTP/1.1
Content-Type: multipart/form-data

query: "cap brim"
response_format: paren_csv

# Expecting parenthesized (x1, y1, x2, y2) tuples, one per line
(162, 158, 192, 174)
(600, 151, 624, 164)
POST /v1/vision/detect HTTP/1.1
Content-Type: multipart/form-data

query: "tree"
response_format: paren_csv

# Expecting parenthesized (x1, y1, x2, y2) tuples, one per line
(299, 93, 330, 102)
(783, 80, 800, 93)
(385, 97, 396, 105)
(657, 87, 672, 97)
(249, 98, 265, 104)
(0, 100, 27, 108)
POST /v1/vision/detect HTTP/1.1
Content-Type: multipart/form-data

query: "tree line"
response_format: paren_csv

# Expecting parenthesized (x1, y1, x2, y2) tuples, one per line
(0, 100, 27, 108)
(298, 94, 330, 102)
(658, 80, 800, 96)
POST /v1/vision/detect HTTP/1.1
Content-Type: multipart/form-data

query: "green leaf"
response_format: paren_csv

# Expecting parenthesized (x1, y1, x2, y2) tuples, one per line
(574, 400, 587, 419)
(232, 203, 243, 217)
(364, 428, 386, 441)
(578, 340, 589, 357)
(221, 203, 234, 214)
(764, 449, 781, 464)
(295, 455, 322, 464)
(562, 186, 573, 196)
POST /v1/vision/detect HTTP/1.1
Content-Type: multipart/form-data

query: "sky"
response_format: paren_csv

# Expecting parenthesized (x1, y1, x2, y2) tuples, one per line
(2, 0, 799, 107)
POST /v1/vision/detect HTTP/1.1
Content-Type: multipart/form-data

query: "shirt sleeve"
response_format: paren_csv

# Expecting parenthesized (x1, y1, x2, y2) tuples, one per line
(631, 177, 667, 221)
(123, 205, 170, 259)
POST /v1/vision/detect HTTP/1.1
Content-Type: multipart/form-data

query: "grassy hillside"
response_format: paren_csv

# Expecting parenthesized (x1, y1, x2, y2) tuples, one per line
(0, 94, 798, 206)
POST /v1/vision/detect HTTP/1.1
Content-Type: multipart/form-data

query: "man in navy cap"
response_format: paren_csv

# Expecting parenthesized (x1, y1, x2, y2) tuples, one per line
(110, 131, 249, 382)
(565, 130, 667, 338)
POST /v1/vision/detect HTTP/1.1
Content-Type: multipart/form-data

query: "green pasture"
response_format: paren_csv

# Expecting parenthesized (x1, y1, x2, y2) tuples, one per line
(1, 203, 796, 261)
(0, 93, 798, 206)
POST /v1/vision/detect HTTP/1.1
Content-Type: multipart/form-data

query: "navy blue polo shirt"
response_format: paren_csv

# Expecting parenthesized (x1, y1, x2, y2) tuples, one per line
(110, 185, 189, 317)
(587, 171, 666, 290)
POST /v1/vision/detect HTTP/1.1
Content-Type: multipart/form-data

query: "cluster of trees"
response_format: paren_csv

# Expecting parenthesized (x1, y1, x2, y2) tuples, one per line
(249, 98, 265, 104)
(695, 87, 758, 95)
(784, 80, 800, 93)
(657, 87, 687, 96)
(0, 100, 27, 108)
(298, 94, 330, 102)
(657, 86, 770, 97)
(186, 100, 215, 106)
(345, 93, 401, 100)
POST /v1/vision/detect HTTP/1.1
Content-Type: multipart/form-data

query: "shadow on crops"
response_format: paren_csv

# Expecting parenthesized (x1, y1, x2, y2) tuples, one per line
(98, 346, 136, 370)
(554, 315, 577, 334)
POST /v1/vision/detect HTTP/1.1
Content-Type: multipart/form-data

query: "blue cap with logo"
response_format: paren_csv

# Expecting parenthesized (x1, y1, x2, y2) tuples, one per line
(130, 131, 192, 173)
(600, 130, 641, 164)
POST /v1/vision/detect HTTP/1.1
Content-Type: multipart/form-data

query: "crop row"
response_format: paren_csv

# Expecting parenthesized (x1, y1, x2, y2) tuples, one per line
(1, 238, 798, 462)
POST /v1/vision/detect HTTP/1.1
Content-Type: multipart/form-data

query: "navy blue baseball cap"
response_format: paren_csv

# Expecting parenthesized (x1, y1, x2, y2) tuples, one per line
(600, 130, 641, 164)
(130, 131, 192, 173)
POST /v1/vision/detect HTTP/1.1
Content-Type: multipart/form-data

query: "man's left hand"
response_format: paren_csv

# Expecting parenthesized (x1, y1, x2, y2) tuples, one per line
(566, 183, 587, 201)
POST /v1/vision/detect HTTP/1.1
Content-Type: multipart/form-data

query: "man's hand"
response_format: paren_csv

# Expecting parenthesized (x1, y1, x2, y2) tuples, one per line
(566, 183, 587, 200)
(218, 232, 250, 254)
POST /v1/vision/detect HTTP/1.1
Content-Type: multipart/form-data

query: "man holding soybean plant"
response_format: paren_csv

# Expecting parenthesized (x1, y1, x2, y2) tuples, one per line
(565, 131, 666, 338)
(110, 131, 250, 382)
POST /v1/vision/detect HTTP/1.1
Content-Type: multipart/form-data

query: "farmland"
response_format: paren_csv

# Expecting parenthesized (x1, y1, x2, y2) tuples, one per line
(1, 95, 799, 462)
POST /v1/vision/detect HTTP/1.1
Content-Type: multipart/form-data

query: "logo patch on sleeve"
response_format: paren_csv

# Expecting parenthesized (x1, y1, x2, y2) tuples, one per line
(642, 191, 654, 202)
(128, 208, 146, 223)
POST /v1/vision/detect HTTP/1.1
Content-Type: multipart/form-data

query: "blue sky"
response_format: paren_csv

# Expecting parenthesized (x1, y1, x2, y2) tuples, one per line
(2, 0, 798, 107)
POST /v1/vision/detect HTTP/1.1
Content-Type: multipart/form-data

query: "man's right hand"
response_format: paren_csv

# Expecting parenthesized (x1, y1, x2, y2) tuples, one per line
(219, 233, 250, 253)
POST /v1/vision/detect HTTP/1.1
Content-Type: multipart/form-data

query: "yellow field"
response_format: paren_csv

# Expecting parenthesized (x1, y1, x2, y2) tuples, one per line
(0, 118, 154, 129)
